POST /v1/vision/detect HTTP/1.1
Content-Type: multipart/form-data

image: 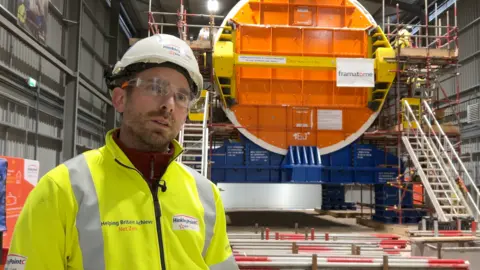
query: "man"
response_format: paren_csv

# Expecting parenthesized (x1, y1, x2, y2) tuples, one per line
(5, 34, 239, 270)
(393, 24, 413, 49)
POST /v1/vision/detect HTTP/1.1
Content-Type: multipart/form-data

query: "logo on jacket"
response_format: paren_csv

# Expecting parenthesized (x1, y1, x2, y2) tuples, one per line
(5, 254, 27, 270)
(173, 215, 199, 231)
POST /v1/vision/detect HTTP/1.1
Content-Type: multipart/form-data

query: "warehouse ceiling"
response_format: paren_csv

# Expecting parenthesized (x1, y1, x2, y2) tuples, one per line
(121, 0, 445, 39)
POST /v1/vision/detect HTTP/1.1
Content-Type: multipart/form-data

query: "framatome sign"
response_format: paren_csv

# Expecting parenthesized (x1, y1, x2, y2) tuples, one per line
(336, 58, 375, 88)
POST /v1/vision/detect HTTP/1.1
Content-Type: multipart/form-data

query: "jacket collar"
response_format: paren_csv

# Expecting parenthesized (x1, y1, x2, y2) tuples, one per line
(104, 128, 184, 167)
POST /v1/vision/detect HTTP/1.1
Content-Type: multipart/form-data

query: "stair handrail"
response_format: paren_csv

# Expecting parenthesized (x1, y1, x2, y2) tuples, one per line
(177, 126, 185, 162)
(403, 100, 453, 221)
(422, 100, 480, 220)
(425, 135, 470, 217)
(403, 100, 469, 221)
(200, 91, 210, 177)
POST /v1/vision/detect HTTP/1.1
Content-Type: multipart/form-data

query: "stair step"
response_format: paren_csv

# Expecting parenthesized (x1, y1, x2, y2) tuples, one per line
(181, 154, 202, 157)
(445, 214, 472, 217)
(184, 128, 204, 132)
(428, 175, 447, 178)
(184, 123, 203, 127)
(437, 197, 459, 201)
(182, 161, 202, 165)
(185, 147, 203, 150)
(183, 140, 203, 144)
(441, 206, 466, 209)
(183, 133, 203, 137)
(433, 190, 454, 193)
(430, 183, 451, 186)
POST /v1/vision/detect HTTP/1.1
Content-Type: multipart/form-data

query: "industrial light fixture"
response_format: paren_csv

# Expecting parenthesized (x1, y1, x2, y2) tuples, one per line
(27, 77, 37, 88)
(207, 0, 218, 13)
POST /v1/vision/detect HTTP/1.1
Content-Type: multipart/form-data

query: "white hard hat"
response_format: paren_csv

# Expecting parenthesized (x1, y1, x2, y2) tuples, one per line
(105, 34, 203, 101)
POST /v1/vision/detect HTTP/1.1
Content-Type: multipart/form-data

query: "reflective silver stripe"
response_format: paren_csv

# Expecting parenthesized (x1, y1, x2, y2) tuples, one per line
(183, 165, 216, 257)
(65, 154, 105, 270)
(209, 255, 239, 270)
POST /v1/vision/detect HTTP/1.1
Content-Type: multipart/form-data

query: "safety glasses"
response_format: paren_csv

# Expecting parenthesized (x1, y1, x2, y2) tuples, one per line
(121, 77, 193, 108)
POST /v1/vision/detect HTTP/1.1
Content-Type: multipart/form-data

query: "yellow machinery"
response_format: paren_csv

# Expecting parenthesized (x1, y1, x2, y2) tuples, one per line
(188, 89, 209, 122)
(402, 98, 421, 129)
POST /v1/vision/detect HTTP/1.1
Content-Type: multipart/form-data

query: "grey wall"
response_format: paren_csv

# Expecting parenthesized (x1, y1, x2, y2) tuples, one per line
(452, 0, 480, 184)
(0, 0, 124, 177)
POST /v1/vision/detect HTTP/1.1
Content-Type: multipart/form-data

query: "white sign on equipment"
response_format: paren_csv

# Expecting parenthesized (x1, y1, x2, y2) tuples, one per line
(336, 58, 375, 87)
(317, 110, 342, 130)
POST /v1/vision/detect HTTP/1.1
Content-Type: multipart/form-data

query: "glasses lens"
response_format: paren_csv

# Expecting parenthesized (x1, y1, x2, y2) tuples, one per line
(130, 78, 192, 108)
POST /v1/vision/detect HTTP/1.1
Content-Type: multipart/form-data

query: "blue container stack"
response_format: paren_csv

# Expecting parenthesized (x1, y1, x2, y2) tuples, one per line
(321, 184, 356, 210)
(209, 136, 429, 222)
(210, 136, 401, 184)
(373, 184, 426, 224)
(210, 139, 285, 183)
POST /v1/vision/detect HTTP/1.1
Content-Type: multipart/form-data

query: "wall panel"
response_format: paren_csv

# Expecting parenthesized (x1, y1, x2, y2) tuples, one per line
(51, 0, 65, 13)
(80, 45, 94, 80)
(0, 0, 13, 13)
(46, 9, 64, 55)
(0, 0, 123, 177)
(458, 0, 480, 161)
(82, 10, 95, 46)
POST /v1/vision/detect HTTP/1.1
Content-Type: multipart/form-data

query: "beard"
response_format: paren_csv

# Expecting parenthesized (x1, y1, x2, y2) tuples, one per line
(122, 105, 178, 152)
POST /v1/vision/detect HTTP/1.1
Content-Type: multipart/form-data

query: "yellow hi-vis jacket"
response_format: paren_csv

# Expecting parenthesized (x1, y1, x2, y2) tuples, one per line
(6, 129, 239, 270)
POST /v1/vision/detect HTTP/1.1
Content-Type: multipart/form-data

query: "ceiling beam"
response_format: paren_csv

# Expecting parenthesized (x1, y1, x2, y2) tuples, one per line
(362, 0, 424, 18)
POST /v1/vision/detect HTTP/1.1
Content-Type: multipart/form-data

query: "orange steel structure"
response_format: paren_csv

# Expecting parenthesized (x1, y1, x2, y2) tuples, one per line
(212, 0, 395, 155)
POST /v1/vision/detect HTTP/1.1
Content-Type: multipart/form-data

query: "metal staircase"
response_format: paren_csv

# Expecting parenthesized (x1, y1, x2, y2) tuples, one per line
(402, 99, 480, 222)
(177, 91, 210, 177)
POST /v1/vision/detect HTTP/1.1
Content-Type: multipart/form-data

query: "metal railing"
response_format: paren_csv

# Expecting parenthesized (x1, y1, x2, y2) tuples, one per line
(402, 100, 471, 222)
(421, 100, 480, 220)
(200, 91, 210, 177)
(177, 127, 185, 163)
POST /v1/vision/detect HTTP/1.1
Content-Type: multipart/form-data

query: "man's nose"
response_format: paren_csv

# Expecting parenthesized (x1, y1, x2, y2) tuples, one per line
(159, 94, 175, 111)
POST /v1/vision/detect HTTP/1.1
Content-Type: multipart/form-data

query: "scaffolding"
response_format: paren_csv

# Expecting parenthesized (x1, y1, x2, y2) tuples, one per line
(361, 0, 465, 224)
(144, 0, 476, 223)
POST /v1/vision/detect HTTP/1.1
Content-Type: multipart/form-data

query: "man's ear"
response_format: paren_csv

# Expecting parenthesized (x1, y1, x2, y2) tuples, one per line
(111, 87, 127, 113)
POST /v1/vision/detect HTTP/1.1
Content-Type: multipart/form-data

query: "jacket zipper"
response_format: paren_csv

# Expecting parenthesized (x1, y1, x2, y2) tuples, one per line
(114, 158, 167, 270)
(150, 158, 167, 270)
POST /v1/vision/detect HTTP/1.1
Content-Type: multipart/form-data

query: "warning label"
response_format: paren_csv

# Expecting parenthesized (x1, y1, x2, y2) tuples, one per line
(238, 55, 286, 64)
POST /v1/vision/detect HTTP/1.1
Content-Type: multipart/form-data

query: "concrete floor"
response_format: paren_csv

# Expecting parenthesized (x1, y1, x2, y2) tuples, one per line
(226, 210, 377, 233)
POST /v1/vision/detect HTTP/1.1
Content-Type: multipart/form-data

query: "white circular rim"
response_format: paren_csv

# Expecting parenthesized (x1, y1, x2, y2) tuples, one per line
(214, 0, 382, 155)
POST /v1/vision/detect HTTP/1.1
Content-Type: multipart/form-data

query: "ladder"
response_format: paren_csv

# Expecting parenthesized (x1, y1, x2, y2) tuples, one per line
(402, 99, 480, 222)
(177, 91, 210, 177)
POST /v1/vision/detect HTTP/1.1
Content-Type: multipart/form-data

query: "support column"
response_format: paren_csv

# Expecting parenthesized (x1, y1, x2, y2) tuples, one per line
(62, 0, 83, 161)
(105, 0, 121, 131)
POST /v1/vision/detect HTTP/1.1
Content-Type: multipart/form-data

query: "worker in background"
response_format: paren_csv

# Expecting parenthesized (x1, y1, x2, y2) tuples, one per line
(16, 0, 27, 26)
(6, 34, 239, 270)
(393, 25, 413, 49)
